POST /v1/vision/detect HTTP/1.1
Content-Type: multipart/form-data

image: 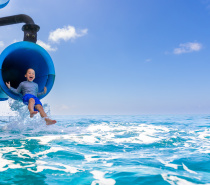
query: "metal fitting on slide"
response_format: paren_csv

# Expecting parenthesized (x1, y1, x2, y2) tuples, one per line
(0, 14, 40, 43)
(22, 23, 40, 43)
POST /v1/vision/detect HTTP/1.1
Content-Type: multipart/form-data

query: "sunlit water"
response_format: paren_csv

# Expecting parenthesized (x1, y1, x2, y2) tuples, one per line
(0, 100, 210, 184)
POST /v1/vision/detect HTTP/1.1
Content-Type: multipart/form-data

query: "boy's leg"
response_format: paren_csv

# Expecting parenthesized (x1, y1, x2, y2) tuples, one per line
(34, 104, 47, 117)
(28, 98, 38, 118)
(35, 104, 56, 125)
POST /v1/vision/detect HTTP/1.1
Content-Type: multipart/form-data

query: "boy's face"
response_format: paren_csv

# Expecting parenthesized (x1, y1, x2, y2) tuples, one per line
(25, 69, 35, 82)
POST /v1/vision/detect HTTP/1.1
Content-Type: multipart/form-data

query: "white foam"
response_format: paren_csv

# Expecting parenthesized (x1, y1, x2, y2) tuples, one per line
(0, 153, 12, 172)
(0, 153, 24, 171)
(103, 161, 113, 167)
(27, 135, 62, 145)
(8, 146, 65, 159)
(29, 161, 79, 174)
(184, 143, 190, 147)
(84, 154, 100, 162)
(162, 174, 210, 185)
(86, 123, 169, 145)
(36, 160, 48, 165)
(182, 163, 197, 174)
(84, 154, 113, 167)
(158, 159, 178, 169)
(91, 170, 116, 185)
(198, 129, 210, 139)
(54, 162, 78, 173)
(21, 121, 171, 146)
(0, 144, 69, 173)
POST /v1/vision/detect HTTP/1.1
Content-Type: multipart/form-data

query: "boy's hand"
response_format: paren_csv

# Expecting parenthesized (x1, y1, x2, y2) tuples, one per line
(6, 81, 10, 89)
(44, 87, 47, 94)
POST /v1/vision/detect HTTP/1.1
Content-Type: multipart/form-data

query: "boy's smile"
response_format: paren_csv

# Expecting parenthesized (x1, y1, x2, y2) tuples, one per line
(25, 69, 35, 82)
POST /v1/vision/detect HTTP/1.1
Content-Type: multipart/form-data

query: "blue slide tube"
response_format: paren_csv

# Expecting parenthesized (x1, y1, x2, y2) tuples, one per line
(0, 41, 55, 101)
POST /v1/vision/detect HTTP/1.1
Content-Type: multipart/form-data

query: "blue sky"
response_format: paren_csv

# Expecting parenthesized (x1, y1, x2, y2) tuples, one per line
(1, 0, 210, 115)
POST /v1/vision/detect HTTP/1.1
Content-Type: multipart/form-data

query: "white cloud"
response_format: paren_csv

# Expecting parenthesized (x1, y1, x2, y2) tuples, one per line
(48, 26, 88, 43)
(0, 41, 4, 47)
(173, 42, 202, 54)
(37, 40, 57, 52)
(145, 58, 152, 62)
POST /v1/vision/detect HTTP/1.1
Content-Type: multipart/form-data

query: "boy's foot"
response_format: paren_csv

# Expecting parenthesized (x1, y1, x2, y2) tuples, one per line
(30, 111, 38, 118)
(45, 118, 56, 125)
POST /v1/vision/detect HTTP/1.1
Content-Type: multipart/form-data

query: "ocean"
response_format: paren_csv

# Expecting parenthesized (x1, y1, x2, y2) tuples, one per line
(0, 100, 210, 184)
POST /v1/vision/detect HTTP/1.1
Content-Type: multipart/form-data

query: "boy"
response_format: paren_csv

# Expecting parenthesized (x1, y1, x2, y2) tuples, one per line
(6, 68, 56, 125)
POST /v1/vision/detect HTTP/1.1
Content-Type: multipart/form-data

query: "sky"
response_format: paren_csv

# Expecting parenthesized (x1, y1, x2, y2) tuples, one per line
(1, 0, 210, 115)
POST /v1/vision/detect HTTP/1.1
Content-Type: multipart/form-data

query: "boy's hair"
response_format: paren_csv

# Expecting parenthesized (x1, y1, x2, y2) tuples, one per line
(25, 68, 35, 74)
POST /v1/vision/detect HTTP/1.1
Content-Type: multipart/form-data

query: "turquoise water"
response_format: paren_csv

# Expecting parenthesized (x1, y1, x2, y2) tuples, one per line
(0, 102, 210, 184)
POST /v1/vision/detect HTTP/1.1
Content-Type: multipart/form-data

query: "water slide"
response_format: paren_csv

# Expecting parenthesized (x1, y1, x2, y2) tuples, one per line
(0, 14, 55, 101)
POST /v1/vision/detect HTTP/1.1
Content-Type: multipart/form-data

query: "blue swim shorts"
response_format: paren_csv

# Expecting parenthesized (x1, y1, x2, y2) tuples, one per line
(22, 94, 42, 112)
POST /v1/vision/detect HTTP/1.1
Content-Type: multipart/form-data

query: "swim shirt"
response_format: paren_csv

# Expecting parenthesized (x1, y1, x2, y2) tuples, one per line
(10, 81, 45, 97)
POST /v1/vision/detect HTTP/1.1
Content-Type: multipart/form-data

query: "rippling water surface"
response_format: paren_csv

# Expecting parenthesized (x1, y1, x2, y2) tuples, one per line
(0, 103, 210, 184)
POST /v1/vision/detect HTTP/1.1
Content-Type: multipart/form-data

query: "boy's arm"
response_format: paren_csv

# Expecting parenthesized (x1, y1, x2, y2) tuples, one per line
(10, 82, 23, 95)
(37, 87, 47, 97)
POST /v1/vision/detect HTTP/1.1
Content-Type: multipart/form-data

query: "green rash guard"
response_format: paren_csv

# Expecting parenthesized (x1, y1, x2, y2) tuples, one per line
(10, 81, 45, 97)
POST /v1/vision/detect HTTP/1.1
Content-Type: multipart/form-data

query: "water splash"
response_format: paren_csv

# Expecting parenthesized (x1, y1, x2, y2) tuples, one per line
(1, 98, 51, 132)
